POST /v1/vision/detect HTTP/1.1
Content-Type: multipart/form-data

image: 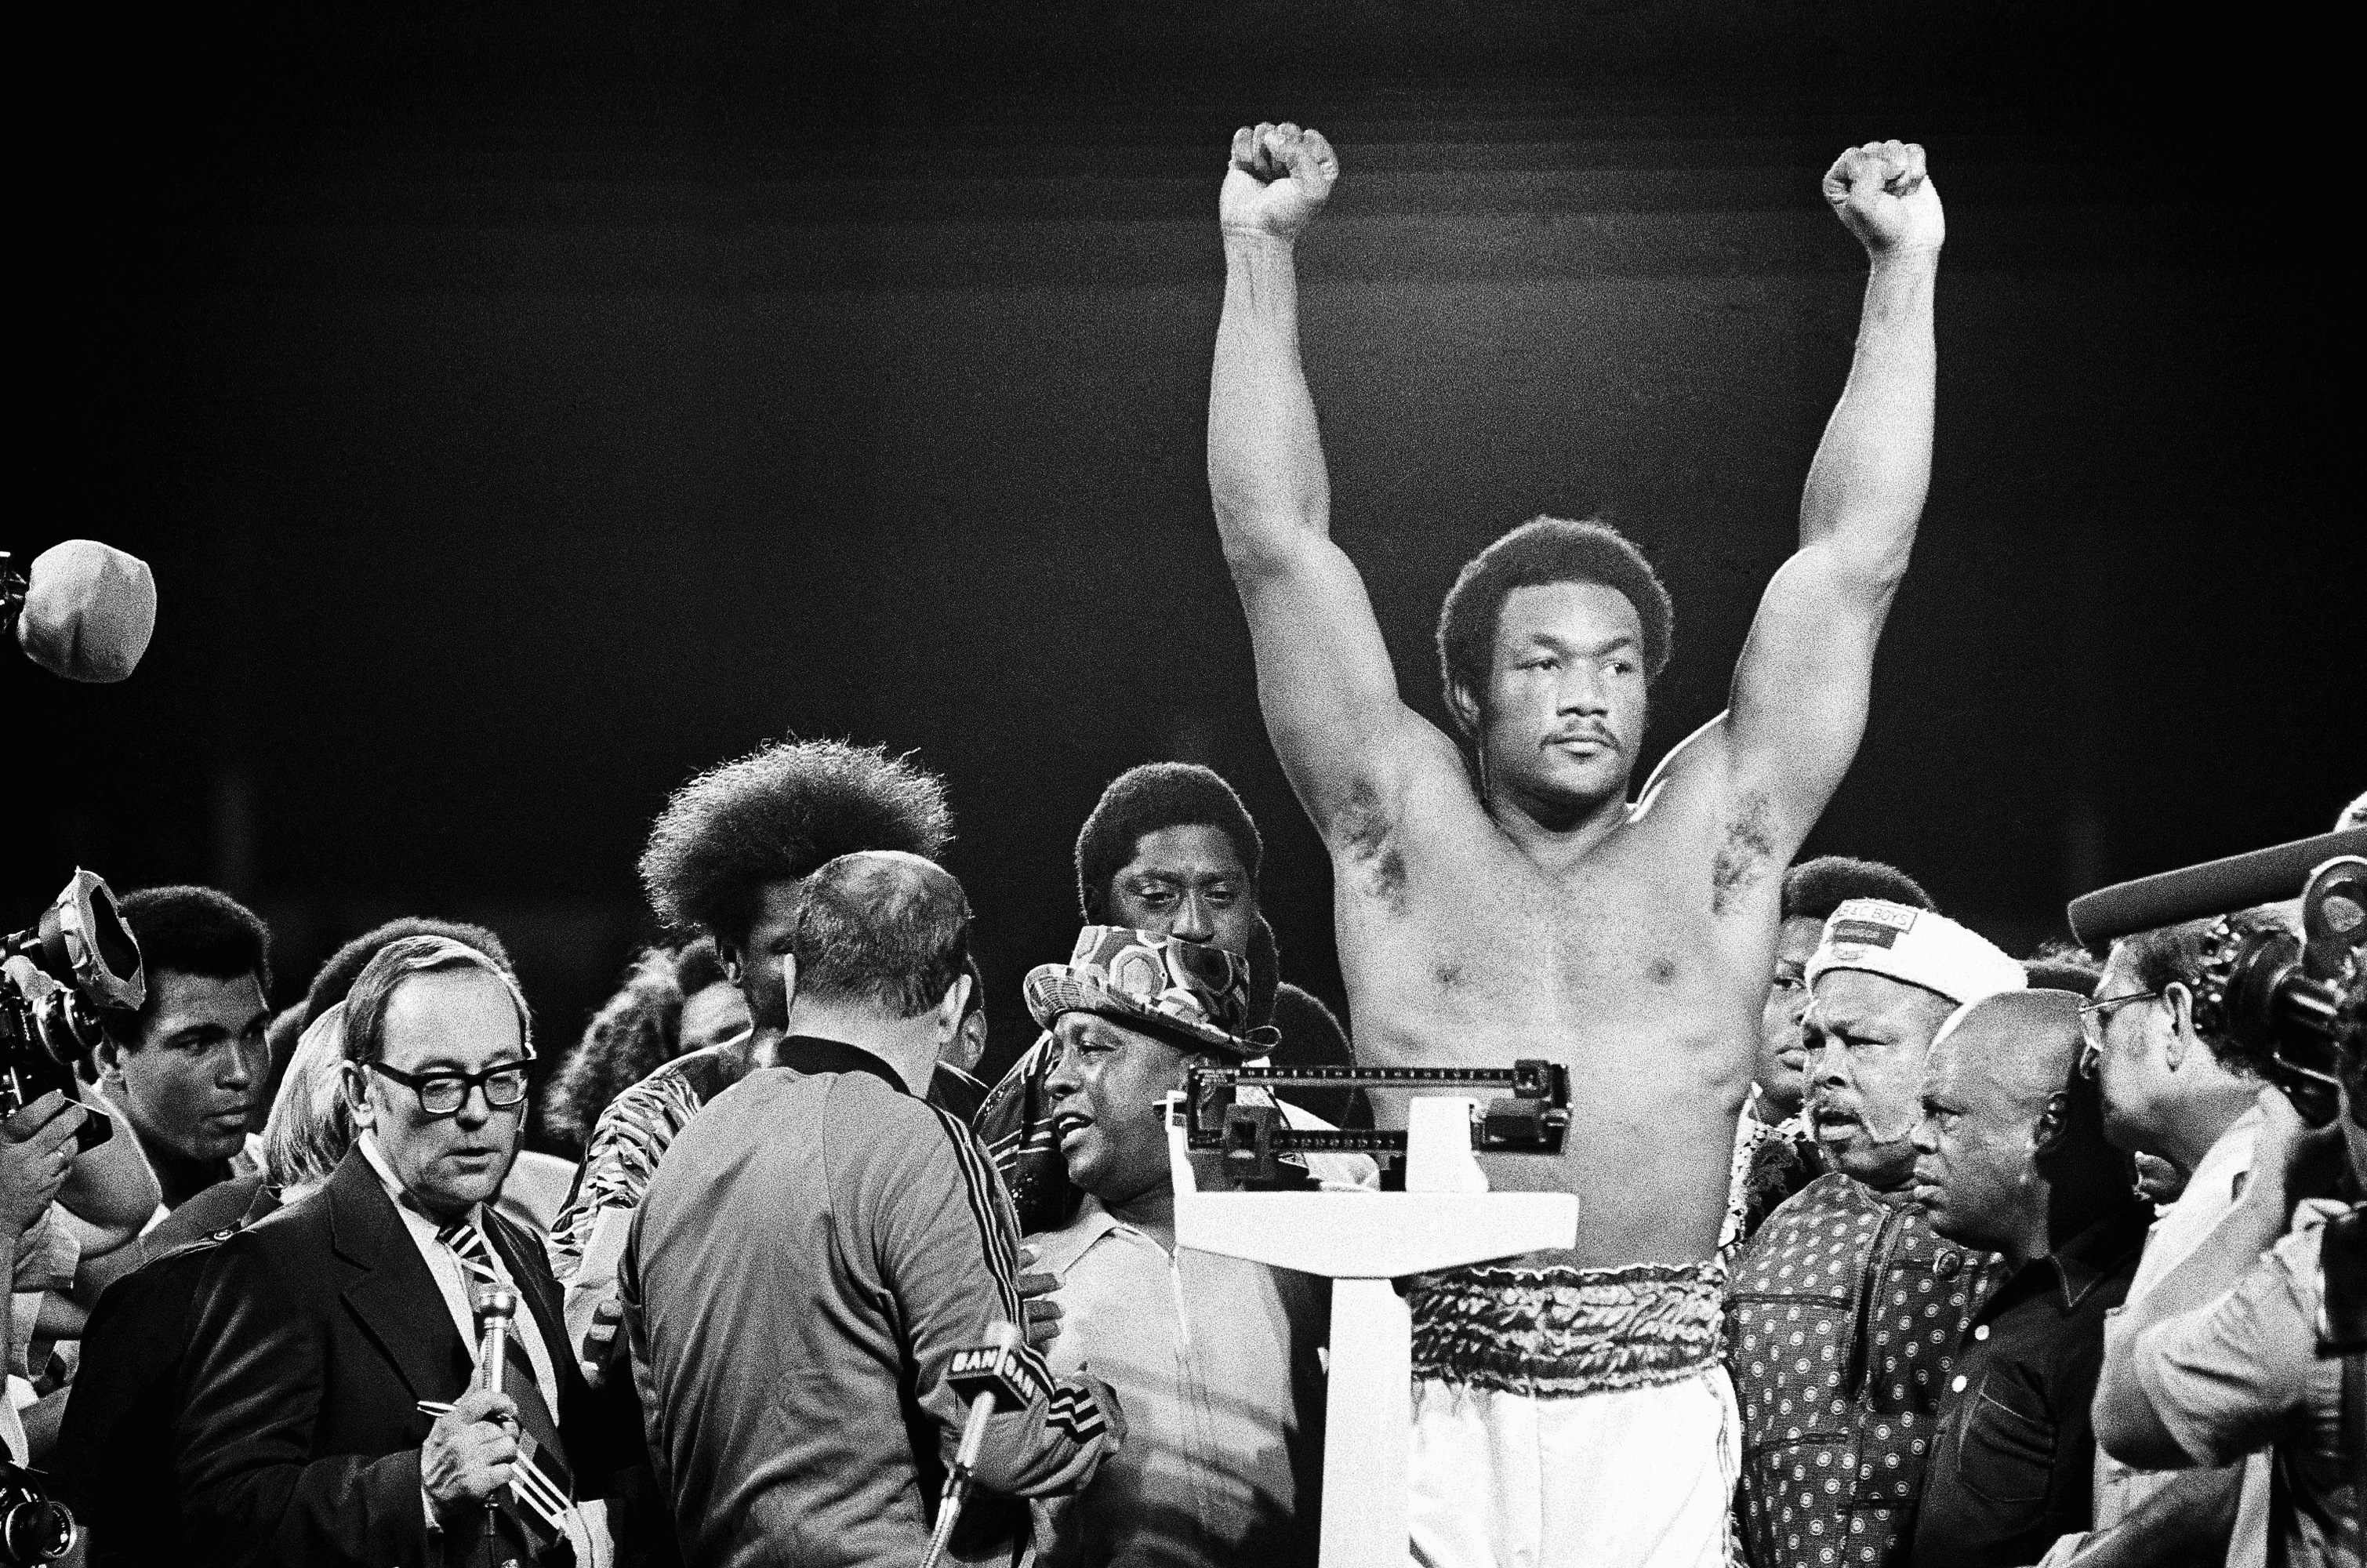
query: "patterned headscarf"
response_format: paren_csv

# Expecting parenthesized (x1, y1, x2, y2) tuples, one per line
(1022, 927, 1266, 1058)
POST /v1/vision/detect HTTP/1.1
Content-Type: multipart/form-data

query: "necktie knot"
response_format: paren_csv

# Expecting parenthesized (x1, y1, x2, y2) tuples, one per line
(437, 1221, 501, 1287)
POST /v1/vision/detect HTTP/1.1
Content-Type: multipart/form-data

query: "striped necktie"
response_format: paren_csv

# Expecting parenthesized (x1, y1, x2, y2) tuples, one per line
(437, 1219, 572, 1489)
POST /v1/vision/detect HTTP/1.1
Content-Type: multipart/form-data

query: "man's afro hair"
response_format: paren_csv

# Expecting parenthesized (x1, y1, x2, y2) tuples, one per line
(1075, 762, 1264, 924)
(1780, 855, 1936, 924)
(639, 737, 953, 942)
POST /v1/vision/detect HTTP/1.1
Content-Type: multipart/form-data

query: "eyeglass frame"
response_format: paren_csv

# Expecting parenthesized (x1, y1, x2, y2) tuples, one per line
(2075, 989, 2165, 1077)
(362, 1053, 537, 1116)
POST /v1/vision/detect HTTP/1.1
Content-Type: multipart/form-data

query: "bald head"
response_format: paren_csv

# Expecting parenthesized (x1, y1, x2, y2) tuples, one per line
(1927, 989, 2086, 1115)
(789, 850, 972, 1020)
(1911, 989, 2100, 1261)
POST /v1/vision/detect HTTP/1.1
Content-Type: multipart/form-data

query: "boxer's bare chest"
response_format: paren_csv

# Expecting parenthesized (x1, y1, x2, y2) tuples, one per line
(1328, 776, 1776, 1260)
(1341, 781, 1763, 1056)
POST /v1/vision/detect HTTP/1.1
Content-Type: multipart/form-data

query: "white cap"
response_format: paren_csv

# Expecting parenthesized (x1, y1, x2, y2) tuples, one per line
(1805, 898, 2026, 1007)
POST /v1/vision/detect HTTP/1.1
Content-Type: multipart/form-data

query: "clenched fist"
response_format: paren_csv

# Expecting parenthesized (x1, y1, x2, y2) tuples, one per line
(1823, 140, 1943, 256)
(1221, 122, 1338, 241)
(423, 1386, 522, 1525)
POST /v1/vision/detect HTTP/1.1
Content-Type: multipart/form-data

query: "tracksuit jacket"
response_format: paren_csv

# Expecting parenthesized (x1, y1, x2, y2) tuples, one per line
(621, 1036, 1120, 1567)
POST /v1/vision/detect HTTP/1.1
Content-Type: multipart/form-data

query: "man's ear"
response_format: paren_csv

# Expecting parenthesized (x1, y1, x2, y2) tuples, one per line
(2032, 1091, 2071, 1157)
(94, 1033, 128, 1085)
(1444, 679, 1482, 738)
(2162, 983, 2195, 1072)
(342, 1061, 376, 1134)
(939, 972, 974, 1036)
(777, 952, 800, 1013)
(714, 937, 746, 989)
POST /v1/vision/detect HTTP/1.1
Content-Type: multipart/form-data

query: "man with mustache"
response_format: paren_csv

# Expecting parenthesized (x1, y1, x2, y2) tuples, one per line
(1025, 926, 1337, 1566)
(1209, 118, 1951, 1564)
(1904, 989, 2151, 1568)
(1726, 857, 1936, 1257)
(1725, 898, 2024, 1566)
(978, 760, 1360, 1243)
(96, 886, 275, 1212)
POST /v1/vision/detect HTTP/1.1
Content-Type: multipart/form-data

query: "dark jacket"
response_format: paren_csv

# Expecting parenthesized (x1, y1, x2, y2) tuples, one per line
(174, 1148, 642, 1568)
(1908, 1202, 2153, 1568)
(50, 1181, 279, 1567)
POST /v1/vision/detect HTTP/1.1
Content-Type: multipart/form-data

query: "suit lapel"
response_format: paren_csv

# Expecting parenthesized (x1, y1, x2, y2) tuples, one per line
(329, 1149, 472, 1401)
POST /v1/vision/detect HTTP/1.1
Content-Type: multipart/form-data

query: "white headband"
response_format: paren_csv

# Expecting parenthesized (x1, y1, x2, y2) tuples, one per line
(1806, 898, 2026, 1007)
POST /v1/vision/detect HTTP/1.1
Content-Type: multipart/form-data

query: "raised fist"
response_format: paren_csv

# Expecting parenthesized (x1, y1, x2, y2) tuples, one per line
(1221, 122, 1338, 241)
(1823, 140, 1943, 256)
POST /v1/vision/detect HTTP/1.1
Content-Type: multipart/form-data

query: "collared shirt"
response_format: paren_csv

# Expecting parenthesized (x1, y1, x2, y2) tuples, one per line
(1726, 1171, 2004, 1568)
(1908, 1200, 2153, 1568)
(355, 1132, 561, 1418)
(1033, 1195, 1325, 1566)
(2134, 1200, 2362, 1568)
(2093, 1103, 2267, 1553)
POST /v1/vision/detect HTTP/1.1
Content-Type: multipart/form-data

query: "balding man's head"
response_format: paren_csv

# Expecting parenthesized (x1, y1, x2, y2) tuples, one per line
(1911, 990, 2096, 1260)
(787, 851, 973, 1021)
(1929, 990, 2086, 1117)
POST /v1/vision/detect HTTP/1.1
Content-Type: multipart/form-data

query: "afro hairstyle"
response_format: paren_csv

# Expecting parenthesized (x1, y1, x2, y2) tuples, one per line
(1075, 762, 1264, 924)
(1435, 517, 1675, 739)
(543, 944, 692, 1152)
(1780, 856, 1937, 924)
(639, 737, 953, 944)
(110, 885, 273, 1047)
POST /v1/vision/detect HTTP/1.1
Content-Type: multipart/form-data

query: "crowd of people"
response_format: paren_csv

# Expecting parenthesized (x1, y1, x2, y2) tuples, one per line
(5, 122, 2362, 1568)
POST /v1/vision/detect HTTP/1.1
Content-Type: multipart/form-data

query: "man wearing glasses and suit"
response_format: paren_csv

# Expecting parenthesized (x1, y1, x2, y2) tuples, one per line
(175, 935, 652, 1568)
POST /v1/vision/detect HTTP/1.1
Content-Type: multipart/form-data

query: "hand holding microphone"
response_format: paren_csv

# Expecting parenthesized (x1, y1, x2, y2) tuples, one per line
(3, 539, 157, 682)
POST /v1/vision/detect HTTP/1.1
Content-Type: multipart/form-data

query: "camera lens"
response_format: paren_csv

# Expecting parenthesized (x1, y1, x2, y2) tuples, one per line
(0, 1494, 77, 1566)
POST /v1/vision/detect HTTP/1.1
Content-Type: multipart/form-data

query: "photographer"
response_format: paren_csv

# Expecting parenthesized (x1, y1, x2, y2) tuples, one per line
(3, 1080, 162, 1465)
(2092, 935, 2364, 1565)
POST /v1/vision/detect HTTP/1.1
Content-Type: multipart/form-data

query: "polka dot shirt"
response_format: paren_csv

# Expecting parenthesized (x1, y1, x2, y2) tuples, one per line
(1724, 1173, 2001, 1568)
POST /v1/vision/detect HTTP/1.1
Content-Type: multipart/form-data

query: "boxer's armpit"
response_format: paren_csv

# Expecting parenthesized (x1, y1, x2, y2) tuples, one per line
(1710, 790, 1777, 915)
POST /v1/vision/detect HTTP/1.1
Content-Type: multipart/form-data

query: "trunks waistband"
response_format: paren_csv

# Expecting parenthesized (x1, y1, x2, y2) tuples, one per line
(1407, 1258, 1726, 1398)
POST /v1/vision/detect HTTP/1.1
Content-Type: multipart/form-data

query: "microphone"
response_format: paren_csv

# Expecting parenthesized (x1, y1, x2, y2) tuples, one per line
(2, 540, 157, 682)
(2067, 828, 2367, 946)
(920, 1320, 1032, 1568)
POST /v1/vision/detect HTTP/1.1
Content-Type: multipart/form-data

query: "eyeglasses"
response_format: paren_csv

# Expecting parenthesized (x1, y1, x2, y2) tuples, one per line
(365, 1055, 535, 1116)
(2075, 989, 2162, 1076)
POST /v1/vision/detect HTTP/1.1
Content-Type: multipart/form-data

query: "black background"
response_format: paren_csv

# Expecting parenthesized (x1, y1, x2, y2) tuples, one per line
(12, 3, 2358, 1147)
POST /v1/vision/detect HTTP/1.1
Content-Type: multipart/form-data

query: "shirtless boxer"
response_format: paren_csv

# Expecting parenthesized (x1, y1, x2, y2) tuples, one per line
(1207, 122, 1946, 1566)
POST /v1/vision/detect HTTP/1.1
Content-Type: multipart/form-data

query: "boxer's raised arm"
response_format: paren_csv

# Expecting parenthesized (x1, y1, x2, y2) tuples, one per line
(1721, 142, 1942, 831)
(1211, 123, 1436, 836)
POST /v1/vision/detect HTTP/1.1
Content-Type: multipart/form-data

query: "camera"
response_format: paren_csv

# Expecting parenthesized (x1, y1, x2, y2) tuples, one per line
(2191, 855, 2366, 1128)
(0, 1461, 74, 1567)
(2, 868, 143, 1149)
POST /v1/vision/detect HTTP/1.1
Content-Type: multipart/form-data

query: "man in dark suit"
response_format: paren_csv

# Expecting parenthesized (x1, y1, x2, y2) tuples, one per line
(176, 935, 645, 1568)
